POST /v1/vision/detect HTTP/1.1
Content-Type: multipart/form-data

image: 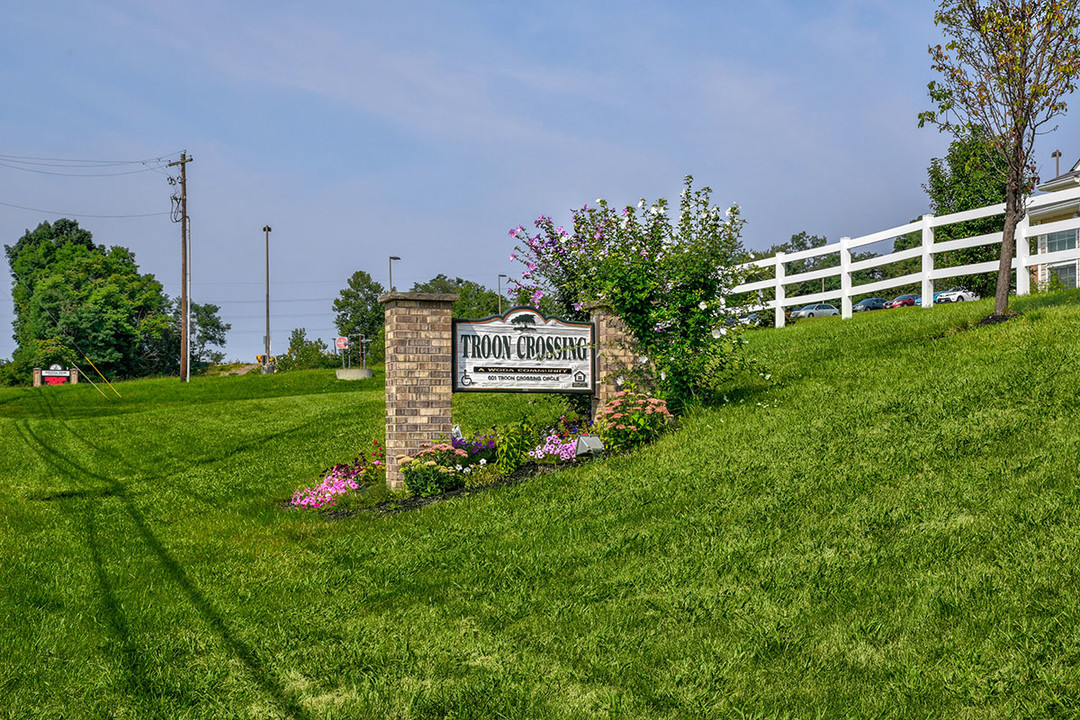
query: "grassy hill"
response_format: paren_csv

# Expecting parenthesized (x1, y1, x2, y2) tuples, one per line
(2, 291, 1079, 719)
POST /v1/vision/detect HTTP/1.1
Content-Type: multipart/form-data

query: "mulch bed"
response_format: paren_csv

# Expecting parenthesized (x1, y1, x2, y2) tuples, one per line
(974, 311, 1023, 327)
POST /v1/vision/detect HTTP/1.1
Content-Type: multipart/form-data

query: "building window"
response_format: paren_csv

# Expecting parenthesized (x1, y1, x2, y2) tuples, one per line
(1046, 229, 1077, 254)
(1050, 263, 1077, 289)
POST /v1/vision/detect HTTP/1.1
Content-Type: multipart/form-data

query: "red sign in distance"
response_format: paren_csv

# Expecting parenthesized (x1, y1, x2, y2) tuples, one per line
(335, 336, 349, 350)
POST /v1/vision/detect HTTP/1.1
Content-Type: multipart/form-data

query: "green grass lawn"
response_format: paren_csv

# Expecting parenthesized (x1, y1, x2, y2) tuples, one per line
(2, 292, 1080, 719)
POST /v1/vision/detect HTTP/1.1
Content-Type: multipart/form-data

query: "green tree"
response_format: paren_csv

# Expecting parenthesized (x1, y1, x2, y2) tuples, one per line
(924, 127, 1007, 299)
(277, 328, 337, 371)
(920, 0, 1080, 315)
(140, 300, 232, 374)
(8, 240, 172, 379)
(411, 274, 501, 318)
(4, 218, 229, 383)
(333, 270, 384, 343)
(6, 219, 98, 348)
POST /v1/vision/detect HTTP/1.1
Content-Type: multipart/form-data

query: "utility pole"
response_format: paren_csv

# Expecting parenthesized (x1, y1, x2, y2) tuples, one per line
(168, 152, 193, 383)
(263, 225, 272, 372)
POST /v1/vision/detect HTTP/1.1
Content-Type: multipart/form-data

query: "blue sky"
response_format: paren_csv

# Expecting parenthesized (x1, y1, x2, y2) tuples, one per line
(1, 1, 1076, 362)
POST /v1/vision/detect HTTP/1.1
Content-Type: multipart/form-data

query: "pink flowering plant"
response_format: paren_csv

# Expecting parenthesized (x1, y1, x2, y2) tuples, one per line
(291, 440, 386, 509)
(528, 413, 592, 464)
(594, 389, 674, 453)
(510, 175, 762, 410)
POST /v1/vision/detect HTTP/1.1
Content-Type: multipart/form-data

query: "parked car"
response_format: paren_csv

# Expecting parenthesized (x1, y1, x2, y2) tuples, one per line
(853, 297, 889, 312)
(790, 303, 839, 319)
(887, 294, 918, 309)
(936, 287, 979, 303)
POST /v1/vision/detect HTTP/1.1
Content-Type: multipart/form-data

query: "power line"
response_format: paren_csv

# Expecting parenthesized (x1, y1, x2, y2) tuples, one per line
(0, 161, 162, 178)
(0, 152, 179, 166)
(0, 199, 169, 218)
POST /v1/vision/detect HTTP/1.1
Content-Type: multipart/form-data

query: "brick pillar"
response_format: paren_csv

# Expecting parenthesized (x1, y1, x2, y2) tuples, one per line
(379, 292, 459, 491)
(70, 368, 79, 384)
(32, 368, 42, 387)
(587, 303, 638, 417)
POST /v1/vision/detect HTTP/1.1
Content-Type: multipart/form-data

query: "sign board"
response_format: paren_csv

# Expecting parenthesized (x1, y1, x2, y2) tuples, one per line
(452, 307, 593, 393)
(335, 336, 349, 350)
(42, 366, 71, 385)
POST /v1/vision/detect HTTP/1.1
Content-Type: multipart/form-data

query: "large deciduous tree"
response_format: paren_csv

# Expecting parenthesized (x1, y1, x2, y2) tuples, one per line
(919, 0, 1080, 315)
(4, 218, 229, 383)
(411, 274, 500, 318)
(333, 270, 384, 342)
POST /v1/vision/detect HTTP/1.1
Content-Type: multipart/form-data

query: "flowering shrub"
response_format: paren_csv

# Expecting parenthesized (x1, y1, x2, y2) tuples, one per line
(291, 440, 385, 509)
(594, 390, 674, 453)
(528, 413, 592, 463)
(398, 442, 471, 497)
(510, 176, 760, 409)
(529, 434, 578, 462)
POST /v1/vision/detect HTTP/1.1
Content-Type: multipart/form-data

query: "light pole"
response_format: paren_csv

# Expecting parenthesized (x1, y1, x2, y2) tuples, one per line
(263, 225, 272, 369)
(389, 256, 401, 292)
(498, 274, 508, 315)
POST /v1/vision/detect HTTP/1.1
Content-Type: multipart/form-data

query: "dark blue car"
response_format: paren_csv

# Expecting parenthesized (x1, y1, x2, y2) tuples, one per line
(853, 297, 889, 312)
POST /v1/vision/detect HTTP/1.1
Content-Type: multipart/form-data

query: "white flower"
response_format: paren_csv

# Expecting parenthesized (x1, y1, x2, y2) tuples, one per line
(638, 199, 645, 208)
(748, 253, 756, 260)
(725, 207, 733, 218)
(699, 301, 708, 310)
(616, 376, 624, 386)
(764, 374, 772, 380)
(650, 207, 659, 215)
(455, 464, 463, 471)
(638, 355, 649, 364)
(712, 327, 728, 339)
(660, 370, 666, 381)
(718, 297, 726, 308)
(479, 458, 487, 466)
(596, 198, 602, 204)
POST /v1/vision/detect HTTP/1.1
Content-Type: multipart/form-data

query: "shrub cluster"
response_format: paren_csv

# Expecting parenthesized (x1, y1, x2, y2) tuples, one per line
(289, 400, 676, 509)
(594, 390, 674, 453)
(509, 176, 762, 409)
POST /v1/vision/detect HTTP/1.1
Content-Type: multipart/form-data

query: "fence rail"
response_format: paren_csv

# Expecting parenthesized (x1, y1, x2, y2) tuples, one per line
(732, 185, 1080, 327)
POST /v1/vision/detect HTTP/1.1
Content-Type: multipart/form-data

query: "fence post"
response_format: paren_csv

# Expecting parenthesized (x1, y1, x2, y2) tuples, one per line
(774, 252, 786, 328)
(1015, 214, 1031, 296)
(921, 214, 935, 308)
(840, 236, 852, 319)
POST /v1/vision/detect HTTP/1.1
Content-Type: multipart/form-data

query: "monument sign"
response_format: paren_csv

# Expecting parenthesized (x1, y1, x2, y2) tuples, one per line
(453, 308, 593, 393)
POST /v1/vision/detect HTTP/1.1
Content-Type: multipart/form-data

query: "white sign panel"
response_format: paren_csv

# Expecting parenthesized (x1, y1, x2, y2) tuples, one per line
(453, 308, 593, 393)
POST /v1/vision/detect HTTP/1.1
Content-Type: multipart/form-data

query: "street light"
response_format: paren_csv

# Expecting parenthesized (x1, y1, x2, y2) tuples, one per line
(263, 225, 272, 369)
(497, 274, 508, 315)
(389, 256, 401, 292)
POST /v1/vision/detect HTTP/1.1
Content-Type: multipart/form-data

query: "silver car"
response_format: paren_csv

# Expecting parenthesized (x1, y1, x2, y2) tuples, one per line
(790, 303, 839, 319)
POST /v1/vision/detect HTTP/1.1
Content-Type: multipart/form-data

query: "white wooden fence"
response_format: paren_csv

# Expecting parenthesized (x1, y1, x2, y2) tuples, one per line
(732, 184, 1080, 327)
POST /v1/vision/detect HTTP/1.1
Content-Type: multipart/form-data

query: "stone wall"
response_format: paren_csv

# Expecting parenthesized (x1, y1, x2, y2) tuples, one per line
(379, 292, 458, 491)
